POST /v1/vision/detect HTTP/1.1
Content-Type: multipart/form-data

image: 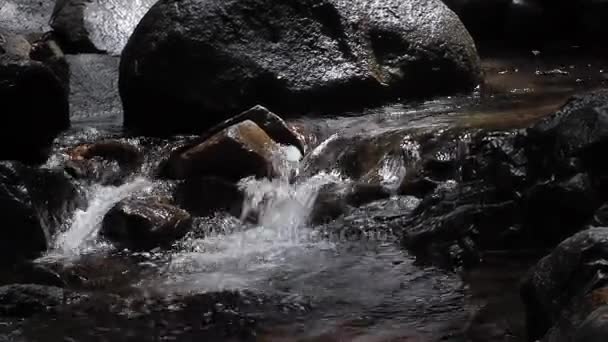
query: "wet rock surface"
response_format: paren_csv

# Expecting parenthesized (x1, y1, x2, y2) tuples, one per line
(162, 120, 283, 182)
(3, 2, 608, 339)
(119, 0, 481, 135)
(50, 0, 157, 54)
(65, 139, 143, 185)
(101, 198, 193, 251)
(521, 228, 608, 341)
(0, 31, 70, 163)
(388, 90, 608, 268)
(0, 161, 84, 264)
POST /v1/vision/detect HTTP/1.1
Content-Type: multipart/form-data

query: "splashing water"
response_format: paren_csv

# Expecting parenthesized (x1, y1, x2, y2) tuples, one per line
(50, 177, 152, 258)
(158, 144, 344, 292)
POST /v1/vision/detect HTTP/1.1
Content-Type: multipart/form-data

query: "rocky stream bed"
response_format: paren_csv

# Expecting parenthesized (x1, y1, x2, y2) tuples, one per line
(2, 1, 608, 341)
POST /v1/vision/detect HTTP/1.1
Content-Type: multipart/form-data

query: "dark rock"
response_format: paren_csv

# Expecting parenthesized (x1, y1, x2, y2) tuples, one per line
(0, 162, 46, 263)
(310, 182, 391, 224)
(101, 198, 193, 250)
(526, 90, 608, 191)
(521, 227, 608, 341)
(572, 305, 608, 342)
(0, 31, 69, 163)
(50, 0, 157, 54)
(310, 183, 351, 224)
(399, 176, 440, 198)
(0, 284, 69, 317)
(592, 203, 608, 227)
(25, 166, 87, 231)
(0, 161, 84, 264)
(522, 173, 599, 247)
(65, 140, 143, 185)
(174, 177, 244, 217)
(119, 0, 481, 135)
(399, 182, 519, 267)
(163, 120, 282, 181)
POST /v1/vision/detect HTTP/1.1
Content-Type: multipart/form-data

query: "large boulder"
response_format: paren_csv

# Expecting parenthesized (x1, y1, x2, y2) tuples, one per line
(0, 161, 84, 265)
(119, 0, 482, 135)
(521, 227, 608, 341)
(50, 0, 158, 54)
(162, 120, 283, 181)
(100, 198, 193, 250)
(0, 31, 70, 163)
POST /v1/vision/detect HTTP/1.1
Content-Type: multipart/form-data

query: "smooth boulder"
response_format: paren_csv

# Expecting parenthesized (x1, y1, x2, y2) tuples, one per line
(101, 198, 193, 250)
(0, 31, 69, 163)
(163, 120, 282, 181)
(119, 0, 481, 135)
(50, 0, 158, 54)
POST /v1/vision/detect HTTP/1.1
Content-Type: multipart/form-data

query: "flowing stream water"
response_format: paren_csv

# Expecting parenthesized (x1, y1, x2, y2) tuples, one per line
(1, 49, 607, 341)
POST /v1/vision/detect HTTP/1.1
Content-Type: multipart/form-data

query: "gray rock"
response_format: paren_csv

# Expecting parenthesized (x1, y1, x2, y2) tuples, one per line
(51, 0, 157, 54)
(119, 0, 482, 135)
(67, 54, 121, 124)
(0, 0, 54, 36)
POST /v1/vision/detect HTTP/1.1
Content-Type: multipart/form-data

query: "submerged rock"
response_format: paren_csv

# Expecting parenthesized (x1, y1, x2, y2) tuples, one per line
(163, 120, 281, 182)
(0, 284, 70, 317)
(50, 0, 157, 54)
(101, 198, 193, 250)
(119, 0, 481, 135)
(66, 139, 143, 185)
(0, 31, 69, 163)
(0, 161, 84, 264)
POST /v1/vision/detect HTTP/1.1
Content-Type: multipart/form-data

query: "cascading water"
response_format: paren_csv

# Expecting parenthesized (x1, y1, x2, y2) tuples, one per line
(157, 143, 344, 292)
(49, 177, 152, 258)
